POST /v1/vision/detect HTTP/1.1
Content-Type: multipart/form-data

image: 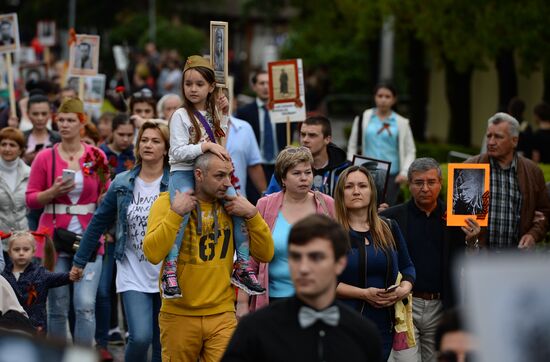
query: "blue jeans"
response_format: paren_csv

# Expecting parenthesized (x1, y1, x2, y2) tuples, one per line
(121, 291, 161, 362)
(47, 255, 102, 346)
(167, 170, 249, 268)
(95, 242, 115, 347)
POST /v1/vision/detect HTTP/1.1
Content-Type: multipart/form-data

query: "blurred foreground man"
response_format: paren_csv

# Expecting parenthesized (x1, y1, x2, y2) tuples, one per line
(222, 215, 381, 362)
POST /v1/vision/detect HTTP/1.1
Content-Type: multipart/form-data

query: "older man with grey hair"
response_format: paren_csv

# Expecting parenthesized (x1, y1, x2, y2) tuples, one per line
(466, 112, 550, 250)
(381, 158, 479, 362)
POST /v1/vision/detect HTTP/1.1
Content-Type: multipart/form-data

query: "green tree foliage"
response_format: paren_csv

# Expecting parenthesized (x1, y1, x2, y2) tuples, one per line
(280, 0, 385, 93)
(109, 13, 205, 58)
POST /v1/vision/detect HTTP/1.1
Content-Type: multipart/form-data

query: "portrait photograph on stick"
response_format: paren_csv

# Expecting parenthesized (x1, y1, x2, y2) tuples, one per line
(210, 21, 228, 87)
(447, 163, 490, 227)
(266, 58, 306, 128)
(37, 20, 56, 47)
(268, 60, 300, 104)
(83, 74, 106, 105)
(68, 34, 100, 76)
(352, 155, 391, 205)
(0, 13, 20, 54)
(19, 62, 48, 84)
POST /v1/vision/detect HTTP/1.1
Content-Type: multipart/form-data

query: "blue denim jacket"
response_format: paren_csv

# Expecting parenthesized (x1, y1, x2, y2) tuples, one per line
(72, 165, 170, 268)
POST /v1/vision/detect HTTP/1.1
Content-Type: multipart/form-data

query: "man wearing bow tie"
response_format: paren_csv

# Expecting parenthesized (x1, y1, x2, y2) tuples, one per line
(222, 214, 381, 362)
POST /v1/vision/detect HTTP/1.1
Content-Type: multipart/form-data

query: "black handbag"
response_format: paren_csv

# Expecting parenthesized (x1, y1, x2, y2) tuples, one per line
(52, 227, 82, 254)
(50, 147, 98, 261)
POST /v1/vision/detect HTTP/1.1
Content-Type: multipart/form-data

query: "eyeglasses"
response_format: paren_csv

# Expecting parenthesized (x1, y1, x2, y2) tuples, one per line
(284, 146, 310, 154)
(132, 88, 153, 99)
(437, 351, 477, 362)
(411, 180, 440, 189)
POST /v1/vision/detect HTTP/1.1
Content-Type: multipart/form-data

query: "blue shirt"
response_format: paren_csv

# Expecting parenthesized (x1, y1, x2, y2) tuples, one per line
(226, 117, 262, 198)
(364, 110, 399, 175)
(268, 212, 294, 297)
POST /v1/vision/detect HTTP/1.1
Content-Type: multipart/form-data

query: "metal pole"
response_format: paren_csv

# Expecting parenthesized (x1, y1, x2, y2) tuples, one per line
(69, 0, 76, 29)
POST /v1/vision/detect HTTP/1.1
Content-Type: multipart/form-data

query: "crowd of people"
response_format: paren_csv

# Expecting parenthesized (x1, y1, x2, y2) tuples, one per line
(0, 41, 549, 362)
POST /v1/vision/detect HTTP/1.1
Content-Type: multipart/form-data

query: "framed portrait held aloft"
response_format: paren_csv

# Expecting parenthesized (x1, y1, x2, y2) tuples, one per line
(68, 34, 100, 77)
(352, 155, 391, 205)
(0, 13, 20, 54)
(20, 62, 48, 84)
(266, 59, 306, 125)
(37, 20, 56, 47)
(446, 163, 490, 227)
(210, 21, 228, 88)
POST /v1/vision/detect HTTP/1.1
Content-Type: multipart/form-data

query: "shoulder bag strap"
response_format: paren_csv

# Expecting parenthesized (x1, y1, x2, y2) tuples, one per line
(314, 191, 329, 216)
(356, 112, 364, 155)
(51, 146, 56, 227)
(194, 111, 217, 144)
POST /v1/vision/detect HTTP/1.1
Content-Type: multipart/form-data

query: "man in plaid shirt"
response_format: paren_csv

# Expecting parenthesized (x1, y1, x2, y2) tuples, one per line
(466, 112, 550, 249)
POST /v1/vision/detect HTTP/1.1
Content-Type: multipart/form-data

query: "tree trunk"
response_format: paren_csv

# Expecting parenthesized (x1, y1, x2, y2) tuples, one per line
(495, 49, 518, 112)
(445, 59, 473, 146)
(369, 39, 381, 89)
(408, 36, 428, 142)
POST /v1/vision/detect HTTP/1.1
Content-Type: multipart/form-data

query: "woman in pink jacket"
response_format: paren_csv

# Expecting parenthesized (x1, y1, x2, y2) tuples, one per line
(238, 146, 335, 315)
(25, 98, 109, 346)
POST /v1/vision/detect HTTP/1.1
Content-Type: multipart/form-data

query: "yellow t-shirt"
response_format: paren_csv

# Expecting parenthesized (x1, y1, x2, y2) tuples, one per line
(143, 192, 274, 316)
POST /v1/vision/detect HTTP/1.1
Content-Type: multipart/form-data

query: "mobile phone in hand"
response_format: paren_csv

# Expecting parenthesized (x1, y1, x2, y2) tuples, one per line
(34, 144, 45, 152)
(62, 169, 76, 182)
(385, 284, 399, 293)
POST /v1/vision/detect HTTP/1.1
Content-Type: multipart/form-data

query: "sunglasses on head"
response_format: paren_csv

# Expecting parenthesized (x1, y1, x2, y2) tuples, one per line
(284, 146, 310, 154)
(437, 351, 477, 362)
(132, 88, 153, 99)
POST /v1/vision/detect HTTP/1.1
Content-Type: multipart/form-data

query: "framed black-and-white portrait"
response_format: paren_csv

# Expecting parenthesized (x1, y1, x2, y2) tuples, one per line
(37, 20, 56, 47)
(447, 163, 490, 226)
(83, 74, 106, 105)
(0, 13, 20, 54)
(20, 63, 48, 84)
(352, 155, 391, 204)
(210, 21, 228, 88)
(68, 34, 100, 76)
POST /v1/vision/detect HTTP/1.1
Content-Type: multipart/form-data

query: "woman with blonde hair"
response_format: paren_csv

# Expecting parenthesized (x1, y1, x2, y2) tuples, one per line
(335, 165, 415, 360)
(241, 146, 335, 314)
(71, 121, 170, 362)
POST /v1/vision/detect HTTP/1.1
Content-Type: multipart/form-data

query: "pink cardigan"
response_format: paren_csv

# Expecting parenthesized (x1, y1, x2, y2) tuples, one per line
(26, 143, 109, 258)
(249, 190, 335, 311)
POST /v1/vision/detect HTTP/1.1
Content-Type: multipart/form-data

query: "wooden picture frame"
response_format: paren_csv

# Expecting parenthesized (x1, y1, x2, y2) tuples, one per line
(210, 21, 228, 88)
(68, 34, 100, 77)
(352, 155, 391, 205)
(83, 74, 106, 105)
(37, 20, 56, 47)
(20, 62, 48, 84)
(446, 163, 490, 226)
(0, 13, 20, 54)
(267, 59, 303, 110)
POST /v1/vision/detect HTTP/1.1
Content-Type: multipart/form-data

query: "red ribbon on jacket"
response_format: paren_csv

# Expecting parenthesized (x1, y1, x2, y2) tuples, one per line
(377, 123, 392, 136)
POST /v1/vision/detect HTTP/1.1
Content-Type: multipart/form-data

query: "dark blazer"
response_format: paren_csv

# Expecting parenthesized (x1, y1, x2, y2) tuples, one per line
(381, 199, 463, 309)
(222, 297, 381, 362)
(236, 101, 288, 153)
